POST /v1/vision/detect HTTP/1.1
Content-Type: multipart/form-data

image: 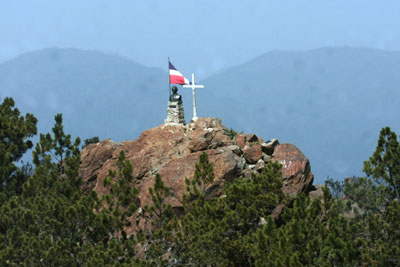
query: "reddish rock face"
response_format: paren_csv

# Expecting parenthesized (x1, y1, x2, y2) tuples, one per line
(188, 129, 212, 152)
(234, 134, 246, 149)
(79, 139, 119, 193)
(80, 118, 240, 210)
(243, 145, 263, 164)
(210, 131, 232, 149)
(273, 143, 314, 198)
(82, 124, 191, 197)
(140, 149, 237, 208)
(79, 118, 314, 232)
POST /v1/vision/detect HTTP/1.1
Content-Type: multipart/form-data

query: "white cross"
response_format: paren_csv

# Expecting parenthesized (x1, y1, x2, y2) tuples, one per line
(183, 73, 204, 122)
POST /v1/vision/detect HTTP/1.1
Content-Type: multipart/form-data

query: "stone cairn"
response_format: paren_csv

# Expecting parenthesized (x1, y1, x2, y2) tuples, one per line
(164, 86, 185, 124)
(164, 101, 185, 124)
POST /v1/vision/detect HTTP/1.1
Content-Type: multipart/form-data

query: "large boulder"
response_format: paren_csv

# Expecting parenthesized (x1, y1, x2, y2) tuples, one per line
(234, 134, 246, 149)
(273, 143, 314, 198)
(80, 118, 240, 209)
(243, 145, 263, 164)
(140, 149, 237, 208)
(79, 117, 315, 231)
(188, 129, 212, 152)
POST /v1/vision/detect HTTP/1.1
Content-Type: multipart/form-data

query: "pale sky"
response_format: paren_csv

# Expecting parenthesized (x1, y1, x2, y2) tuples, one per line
(1, 0, 400, 79)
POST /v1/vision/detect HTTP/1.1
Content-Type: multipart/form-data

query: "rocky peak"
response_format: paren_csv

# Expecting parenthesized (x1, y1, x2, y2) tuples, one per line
(79, 117, 314, 211)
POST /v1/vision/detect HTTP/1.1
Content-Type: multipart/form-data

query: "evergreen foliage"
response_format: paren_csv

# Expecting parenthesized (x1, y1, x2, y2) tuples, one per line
(0, 113, 143, 266)
(1, 99, 400, 266)
(171, 162, 286, 266)
(363, 126, 400, 200)
(98, 150, 143, 265)
(143, 173, 175, 264)
(0, 97, 37, 162)
(0, 97, 37, 202)
(183, 151, 215, 206)
(83, 136, 100, 148)
(224, 128, 240, 140)
(250, 189, 363, 266)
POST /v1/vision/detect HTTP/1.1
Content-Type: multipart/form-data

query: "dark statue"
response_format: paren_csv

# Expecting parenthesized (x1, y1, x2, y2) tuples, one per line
(169, 86, 182, 102)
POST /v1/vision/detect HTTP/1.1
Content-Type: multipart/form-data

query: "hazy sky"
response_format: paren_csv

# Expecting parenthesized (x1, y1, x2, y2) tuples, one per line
(1, 0, 400, 79)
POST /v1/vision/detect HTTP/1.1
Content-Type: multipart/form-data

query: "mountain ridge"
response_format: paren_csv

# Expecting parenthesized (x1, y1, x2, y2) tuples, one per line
(0, 47, 168, 143)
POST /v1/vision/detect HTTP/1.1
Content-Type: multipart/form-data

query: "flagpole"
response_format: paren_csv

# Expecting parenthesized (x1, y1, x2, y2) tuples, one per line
(168, 57, 171, 97)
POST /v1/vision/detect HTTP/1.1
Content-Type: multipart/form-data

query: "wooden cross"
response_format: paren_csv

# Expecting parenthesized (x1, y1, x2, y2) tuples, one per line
(183, 73, 204, 122)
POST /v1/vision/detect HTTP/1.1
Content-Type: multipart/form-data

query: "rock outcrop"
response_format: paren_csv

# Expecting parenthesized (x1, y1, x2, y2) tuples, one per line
(273, 143, 314, 198)
(79, 117, 314, 216)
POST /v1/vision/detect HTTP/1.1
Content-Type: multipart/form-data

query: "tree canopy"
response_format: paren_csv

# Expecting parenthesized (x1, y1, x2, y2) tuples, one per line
(0, 97, 399, 266)
(0, 97, 37, 202)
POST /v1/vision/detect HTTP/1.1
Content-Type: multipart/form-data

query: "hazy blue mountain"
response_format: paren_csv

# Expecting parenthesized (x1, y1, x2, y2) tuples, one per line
(198, 47, 400, 182)
(1, 47, 400, 183)
(0, 48, 168, 143)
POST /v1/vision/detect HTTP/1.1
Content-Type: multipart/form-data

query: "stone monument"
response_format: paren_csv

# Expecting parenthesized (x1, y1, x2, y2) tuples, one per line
(164, 86, 185, 124)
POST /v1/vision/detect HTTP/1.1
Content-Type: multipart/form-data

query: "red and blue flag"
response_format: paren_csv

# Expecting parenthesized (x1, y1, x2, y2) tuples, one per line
(169, 61, 190, 85)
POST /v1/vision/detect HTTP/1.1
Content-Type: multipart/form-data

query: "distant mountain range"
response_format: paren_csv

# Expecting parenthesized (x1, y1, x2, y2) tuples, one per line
(1, 47, 399, 182)
(0, 48, 167, 142)
(200, 47, 400, 182)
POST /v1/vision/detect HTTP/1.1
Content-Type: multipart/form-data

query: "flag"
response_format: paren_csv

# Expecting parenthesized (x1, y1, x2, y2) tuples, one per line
(169, 61, 190, 85)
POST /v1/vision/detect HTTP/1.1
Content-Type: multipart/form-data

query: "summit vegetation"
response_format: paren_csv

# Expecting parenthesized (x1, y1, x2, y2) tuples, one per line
(0, 97, 399, 266)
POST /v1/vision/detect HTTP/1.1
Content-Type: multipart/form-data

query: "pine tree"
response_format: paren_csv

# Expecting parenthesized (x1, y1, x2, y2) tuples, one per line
(0, 113, 97, 265)
(363, 126, 400, 200)
(83, 136, 100, 148)
(143, 173, 175, 264)
(0, 114, 142, 266)
(101, 150, 139, 245)
(183, 151, 215, 204)
(0, 97, 37, 201)
(0, 97, 37, 162)
(250, 188, 363, 266)
(173, 160, 287, 266)
(148, 174, 174, 229)
(27, 113, 81, 199)
(323, 127, 400, 266)
(356, 127, 400, 265)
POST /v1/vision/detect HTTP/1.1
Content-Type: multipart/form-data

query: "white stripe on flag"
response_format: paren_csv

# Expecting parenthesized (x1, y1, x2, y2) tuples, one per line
(169, 69, 184, 76)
